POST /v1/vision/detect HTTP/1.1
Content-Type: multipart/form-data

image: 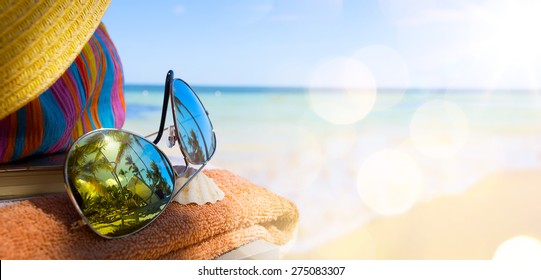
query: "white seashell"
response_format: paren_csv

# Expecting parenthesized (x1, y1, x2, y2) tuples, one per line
(173, 167, 224, 205)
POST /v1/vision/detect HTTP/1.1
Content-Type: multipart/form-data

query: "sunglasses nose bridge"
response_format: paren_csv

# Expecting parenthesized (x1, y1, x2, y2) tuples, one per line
(167, 125, 177, 148)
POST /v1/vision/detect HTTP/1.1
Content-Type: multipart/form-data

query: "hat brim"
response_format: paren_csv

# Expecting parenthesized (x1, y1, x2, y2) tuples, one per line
(0, 0, 112, 120)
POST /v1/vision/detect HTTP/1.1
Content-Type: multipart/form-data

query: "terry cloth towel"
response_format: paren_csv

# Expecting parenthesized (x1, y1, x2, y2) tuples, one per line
(0, 169, 298, 259)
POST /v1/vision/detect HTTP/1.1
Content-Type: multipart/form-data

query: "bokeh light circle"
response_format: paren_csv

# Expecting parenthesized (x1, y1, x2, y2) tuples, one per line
(410, 99, 470, 159)
(493, 236, 541, 260)
(356, 149, 424, 216)
(353, 45, 410, 110)
(308, 57, 376, 125)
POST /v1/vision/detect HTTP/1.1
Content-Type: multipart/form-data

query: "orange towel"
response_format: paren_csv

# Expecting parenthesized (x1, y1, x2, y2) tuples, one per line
(0, 169, 298, 259)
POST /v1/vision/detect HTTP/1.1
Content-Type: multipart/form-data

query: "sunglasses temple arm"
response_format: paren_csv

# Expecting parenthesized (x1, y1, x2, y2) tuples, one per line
(171, 163, 207, 200)
(153, 71, 174, 144)
(145, 126, 169, 140)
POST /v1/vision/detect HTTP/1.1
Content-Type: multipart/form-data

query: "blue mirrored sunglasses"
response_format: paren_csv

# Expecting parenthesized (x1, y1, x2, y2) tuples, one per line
(64, 70, 216, 238)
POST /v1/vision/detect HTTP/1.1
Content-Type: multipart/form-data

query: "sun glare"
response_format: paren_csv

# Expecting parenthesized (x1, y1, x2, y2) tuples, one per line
(485, 2, 541, 61)
(469, 1, 541, 89)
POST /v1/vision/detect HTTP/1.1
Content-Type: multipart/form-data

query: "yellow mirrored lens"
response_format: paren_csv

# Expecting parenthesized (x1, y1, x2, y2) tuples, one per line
(66, 130, 175, 238)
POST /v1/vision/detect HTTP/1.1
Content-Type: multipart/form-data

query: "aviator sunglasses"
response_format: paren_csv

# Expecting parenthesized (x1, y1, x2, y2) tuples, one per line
(64, 70, 216, 238)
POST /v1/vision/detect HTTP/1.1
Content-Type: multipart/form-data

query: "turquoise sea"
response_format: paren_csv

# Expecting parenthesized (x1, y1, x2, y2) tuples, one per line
(124, 85, 541, 254)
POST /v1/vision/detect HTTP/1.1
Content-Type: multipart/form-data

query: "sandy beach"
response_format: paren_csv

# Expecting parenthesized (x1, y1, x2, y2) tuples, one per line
(123, 88, 541, 258)
(286, 168, 541, 259)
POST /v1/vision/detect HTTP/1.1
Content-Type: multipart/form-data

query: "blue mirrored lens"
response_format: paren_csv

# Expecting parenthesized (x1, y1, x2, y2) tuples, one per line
(171, 79, 216, 164)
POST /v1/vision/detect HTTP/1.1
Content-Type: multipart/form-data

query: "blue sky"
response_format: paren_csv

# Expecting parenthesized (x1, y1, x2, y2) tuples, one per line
(102, 0, 541, 90)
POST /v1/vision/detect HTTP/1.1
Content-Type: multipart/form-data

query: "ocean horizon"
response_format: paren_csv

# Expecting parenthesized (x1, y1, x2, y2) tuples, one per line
(126, 83, 540, 94)
(123, 84, 541, 253)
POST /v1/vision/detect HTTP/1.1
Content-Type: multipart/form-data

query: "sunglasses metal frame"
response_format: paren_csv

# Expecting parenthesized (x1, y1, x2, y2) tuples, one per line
(64, 70, 216, 238)
(64, 128, 177, 238)
(151, 70, 217, 198)
(155, 70, 217, 160)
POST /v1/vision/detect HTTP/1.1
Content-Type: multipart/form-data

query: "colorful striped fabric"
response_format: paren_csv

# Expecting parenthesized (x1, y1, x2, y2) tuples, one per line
(0, 23, 125, 164)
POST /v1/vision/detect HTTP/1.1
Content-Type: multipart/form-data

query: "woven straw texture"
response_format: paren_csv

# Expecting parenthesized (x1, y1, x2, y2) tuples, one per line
(0, 23, 125, 164)
(0, 0, 111, 120)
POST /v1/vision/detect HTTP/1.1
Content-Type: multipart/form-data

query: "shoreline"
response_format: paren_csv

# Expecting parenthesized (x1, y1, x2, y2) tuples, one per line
(285, 168, 541, 259)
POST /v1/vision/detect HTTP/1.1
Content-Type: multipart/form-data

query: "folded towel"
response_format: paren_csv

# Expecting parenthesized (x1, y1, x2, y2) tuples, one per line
(0, 169, 298, 259)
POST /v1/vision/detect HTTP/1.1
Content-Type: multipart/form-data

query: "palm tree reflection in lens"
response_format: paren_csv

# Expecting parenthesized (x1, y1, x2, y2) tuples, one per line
(171, 81, 215, 165)
(66, 130, 175, 238)
(65, 72, 216, 238)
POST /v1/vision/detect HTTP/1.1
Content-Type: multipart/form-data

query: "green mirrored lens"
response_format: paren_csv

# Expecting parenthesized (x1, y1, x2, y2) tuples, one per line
(65, 130, 175, 238)
(172, 79, 216, 164)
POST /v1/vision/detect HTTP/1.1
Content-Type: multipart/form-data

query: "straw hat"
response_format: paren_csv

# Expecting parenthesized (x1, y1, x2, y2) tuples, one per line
(0, 0, 112, 120)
